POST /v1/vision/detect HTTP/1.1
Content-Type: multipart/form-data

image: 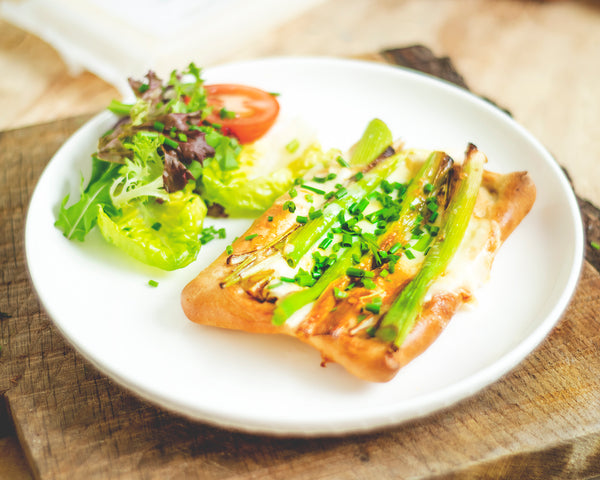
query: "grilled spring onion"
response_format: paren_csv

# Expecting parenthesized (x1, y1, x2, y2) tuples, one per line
(380, 151, 452, 250)
(375, 144, 486, 346)
(271, 151, 454, 326)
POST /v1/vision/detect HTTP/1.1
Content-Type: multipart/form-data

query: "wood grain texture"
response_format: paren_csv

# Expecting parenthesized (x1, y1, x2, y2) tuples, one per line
(1, 49, 600, 479)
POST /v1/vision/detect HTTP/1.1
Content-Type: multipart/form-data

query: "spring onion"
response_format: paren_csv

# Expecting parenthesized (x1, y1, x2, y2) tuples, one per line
(376, 145, 485, 346)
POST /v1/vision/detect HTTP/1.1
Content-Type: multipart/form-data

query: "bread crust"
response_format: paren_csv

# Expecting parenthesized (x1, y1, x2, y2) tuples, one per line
(181, 164, 536, 382)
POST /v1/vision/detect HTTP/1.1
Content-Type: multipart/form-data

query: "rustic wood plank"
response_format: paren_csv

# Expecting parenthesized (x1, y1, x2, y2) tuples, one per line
(1, 50, 600, 479)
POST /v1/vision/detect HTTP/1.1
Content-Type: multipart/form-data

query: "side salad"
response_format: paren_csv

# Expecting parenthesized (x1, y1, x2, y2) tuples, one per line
(55, 64, 336, 270)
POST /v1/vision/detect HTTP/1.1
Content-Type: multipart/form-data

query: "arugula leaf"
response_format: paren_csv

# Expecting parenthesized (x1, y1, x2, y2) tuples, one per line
(55, 159, 120, 241)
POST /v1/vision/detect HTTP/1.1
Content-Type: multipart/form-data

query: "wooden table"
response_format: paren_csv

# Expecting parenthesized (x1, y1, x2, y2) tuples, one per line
(1, 1, 600, 478)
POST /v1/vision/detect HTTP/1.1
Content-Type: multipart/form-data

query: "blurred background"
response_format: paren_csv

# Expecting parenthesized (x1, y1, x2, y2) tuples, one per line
(1, 0, 599, 478)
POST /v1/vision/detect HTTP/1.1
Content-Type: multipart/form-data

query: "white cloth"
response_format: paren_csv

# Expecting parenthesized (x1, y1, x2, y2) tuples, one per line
(1, 0, 323, 94)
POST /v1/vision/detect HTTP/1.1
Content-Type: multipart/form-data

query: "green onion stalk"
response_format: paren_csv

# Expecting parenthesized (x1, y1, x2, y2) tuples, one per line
(381, 151, 452, 250)
(375, 145, 485, 346)
(272, 150, 454, 326)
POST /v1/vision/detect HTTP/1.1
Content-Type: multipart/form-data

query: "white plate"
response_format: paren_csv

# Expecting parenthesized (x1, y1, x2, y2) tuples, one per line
(25, 57, 584, 436)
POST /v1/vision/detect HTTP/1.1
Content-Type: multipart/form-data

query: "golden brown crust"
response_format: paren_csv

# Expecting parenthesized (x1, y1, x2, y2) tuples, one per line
(181, 164, 536, 382)
(481, 170, 537, 241)
(181, 250, 279, 333)
(301, 292, 462, 382)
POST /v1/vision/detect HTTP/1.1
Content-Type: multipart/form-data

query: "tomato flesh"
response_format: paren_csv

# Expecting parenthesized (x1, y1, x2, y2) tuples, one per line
(204, 84, 280, 144)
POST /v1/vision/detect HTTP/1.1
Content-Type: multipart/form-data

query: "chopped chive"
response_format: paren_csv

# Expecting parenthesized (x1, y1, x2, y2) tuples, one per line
(219, 107, 236, 119)
(301, 184, 326, 195)
(245, 234, 258, 241)
(357, 198, 370, 212)
(289, 187, 298, 198)
(318, 237, 333, 250)
(178, 133, 188, 142)
(326, 172, 338, 181)
(286, 139, 300, 153)
(283, 201, 296, 213)
(404, 249, 416, 260)
(309, 209, 323, 220)
(148, 279, 159, 287)
(151, 222, 162, 231)
(346, 267, 365, 277)
(138, 83, 150, 93)
(592, 241, 600, 250)
(354, 172, 364, 181)
(153, 121, 165, 132)
(423, 183, 434, 194)
(364, 296, 382, 314)
(380, 269, 389, 277)
(334, 188, 348, 199)
(296, 215, 308, 224)
(163, 137, 179, 149)
(333, 287, 348, 300)
(226, 245, 233, 255)
(336, 156, 350, 168)
(389, 243, 402, 254)
(363, 279, 376, 289)
(341, 234, 353, 247)
(267, 216, 274, 222)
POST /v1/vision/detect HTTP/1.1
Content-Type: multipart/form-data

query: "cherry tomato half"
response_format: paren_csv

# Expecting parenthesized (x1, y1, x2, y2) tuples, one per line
(204, 84, 280, 144)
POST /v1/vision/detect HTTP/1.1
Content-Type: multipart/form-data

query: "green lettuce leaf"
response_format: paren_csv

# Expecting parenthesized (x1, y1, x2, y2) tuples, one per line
(97, 186, 207, 270)
(201, 142, 338, 217)
(55, 158, 120, 241)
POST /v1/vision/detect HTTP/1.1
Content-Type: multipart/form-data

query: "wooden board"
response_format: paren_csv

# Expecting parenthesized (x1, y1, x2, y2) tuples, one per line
(1, 46, 600, 480)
